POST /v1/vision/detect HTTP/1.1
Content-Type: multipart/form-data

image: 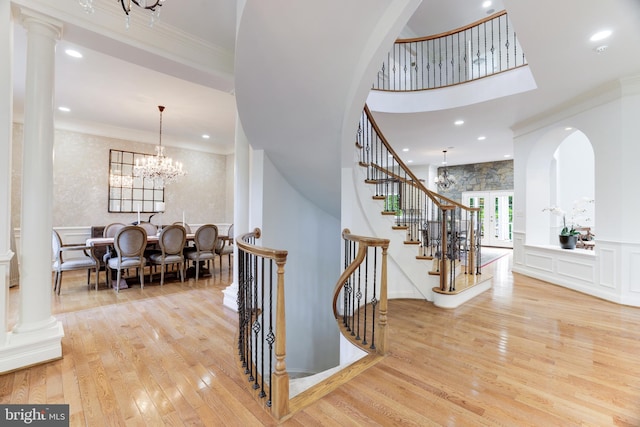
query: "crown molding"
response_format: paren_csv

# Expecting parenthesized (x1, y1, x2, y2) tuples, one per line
(10, 0, 233, 89)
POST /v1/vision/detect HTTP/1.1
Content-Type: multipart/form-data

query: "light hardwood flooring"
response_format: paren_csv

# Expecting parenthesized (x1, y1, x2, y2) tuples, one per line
(2, 252, 640, 426)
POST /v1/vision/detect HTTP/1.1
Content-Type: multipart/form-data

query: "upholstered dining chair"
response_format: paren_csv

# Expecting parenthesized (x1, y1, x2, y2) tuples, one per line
(173, 221, 192, 234)
(185, 224, 218, 281)
(215, 223, 234, 275)
(138, 221, 158, 236)
(52, 230, 99, 294)
(101, 222, 126, 285)
(107, 225, 147, 292)
(149, 224, 187, 286)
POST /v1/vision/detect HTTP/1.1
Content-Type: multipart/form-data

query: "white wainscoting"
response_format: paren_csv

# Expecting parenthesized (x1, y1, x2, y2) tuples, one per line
(512, 231, 640, 307)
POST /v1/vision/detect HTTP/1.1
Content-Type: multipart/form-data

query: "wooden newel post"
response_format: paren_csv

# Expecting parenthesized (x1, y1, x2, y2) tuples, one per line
(271, 258, 289, 419)
(439, 209, 449, 291)
(376, 244, 389, 355)
(468, 214, 476, 275)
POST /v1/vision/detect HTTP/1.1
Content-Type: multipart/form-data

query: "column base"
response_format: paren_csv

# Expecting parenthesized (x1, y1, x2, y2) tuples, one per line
(222, 282, 238, 311)
(0, 319, 64, 374)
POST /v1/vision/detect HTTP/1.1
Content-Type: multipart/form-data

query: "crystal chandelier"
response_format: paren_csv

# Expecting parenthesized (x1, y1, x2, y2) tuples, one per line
(134, 105, 186, 188)
(434, 150, 456, 190)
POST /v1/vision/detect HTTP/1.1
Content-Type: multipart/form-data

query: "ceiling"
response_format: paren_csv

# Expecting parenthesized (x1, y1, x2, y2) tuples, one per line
(11, 0, 640, 165)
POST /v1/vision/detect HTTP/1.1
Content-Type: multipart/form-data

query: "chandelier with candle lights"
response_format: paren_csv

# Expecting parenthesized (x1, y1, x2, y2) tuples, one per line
(133, 105, 186, 188)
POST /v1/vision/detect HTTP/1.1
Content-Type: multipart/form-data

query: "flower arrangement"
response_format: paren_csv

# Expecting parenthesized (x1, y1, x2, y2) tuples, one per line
(543, 197, 594, 236)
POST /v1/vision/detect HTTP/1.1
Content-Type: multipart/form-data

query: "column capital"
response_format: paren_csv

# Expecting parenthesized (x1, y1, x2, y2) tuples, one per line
(15, 6, 63, 40)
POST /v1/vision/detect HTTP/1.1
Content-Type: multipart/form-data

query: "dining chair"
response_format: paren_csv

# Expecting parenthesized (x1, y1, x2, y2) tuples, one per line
(185, 224, 218, 281)
(173, 221, 192, 234)
(138, 221, 158, 236)
(215, 223, 234, 275)
(52, 230, 99, 294)
(101, 222, 126, 285)
(106, 225, 147, 292)
(149, 224, 187, 286)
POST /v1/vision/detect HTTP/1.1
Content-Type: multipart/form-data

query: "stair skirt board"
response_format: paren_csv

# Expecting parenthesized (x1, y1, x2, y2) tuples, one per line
(431, 274, 493, 309)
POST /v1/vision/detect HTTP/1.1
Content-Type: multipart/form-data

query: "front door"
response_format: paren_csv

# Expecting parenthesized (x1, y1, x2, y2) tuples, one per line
(462, 191, 513, 248)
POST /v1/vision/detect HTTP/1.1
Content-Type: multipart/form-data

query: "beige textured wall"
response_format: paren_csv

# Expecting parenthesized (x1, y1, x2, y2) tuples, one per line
(11, 123, 230, 230)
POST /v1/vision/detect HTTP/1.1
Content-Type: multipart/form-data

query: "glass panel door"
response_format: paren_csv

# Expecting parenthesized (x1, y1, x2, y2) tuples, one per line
(463, 191, 513, 248)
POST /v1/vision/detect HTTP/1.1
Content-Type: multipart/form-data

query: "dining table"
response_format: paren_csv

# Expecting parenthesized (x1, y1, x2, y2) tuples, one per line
(86, 233, 196, 248)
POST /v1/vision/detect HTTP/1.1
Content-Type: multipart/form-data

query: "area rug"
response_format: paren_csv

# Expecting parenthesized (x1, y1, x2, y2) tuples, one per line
(478, 247, 511, 267)
(461, 247, 511, 267)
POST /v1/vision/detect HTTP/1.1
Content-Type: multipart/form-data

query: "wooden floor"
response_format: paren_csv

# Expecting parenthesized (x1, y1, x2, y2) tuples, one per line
(2, 253, 640, 426)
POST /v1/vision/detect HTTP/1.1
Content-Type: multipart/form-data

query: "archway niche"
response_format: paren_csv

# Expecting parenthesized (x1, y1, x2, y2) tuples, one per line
(525, 128, 595, 246)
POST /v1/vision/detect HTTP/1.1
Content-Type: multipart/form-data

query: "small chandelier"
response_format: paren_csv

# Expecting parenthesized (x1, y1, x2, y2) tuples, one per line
(78, 0, 165, 28)
(434, 150, 456, 190)
(119, 0, 164, 28)
(134, 105, 186, 188)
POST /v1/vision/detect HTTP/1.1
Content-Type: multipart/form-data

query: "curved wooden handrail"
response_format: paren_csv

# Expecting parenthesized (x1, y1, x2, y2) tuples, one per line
(332, 229, 390, 319)
(364, 105, 479, 214)
(372, 10, 526, 92)
(237, 227, 288, 263)
(398, 10, 507, 43)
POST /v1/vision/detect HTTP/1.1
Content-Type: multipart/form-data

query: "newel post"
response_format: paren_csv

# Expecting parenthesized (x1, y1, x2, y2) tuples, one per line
(377, 244, 389, 355)
(271, 257, 289, 419)
(439, 208, 449, 291)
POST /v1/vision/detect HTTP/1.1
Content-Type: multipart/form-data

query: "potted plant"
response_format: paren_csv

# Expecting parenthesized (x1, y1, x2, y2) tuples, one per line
(543, 198, 594, 250)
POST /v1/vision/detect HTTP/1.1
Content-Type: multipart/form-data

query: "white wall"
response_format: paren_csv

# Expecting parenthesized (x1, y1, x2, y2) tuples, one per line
(252, 151, 341, 375)
(513, 76, 640, 306)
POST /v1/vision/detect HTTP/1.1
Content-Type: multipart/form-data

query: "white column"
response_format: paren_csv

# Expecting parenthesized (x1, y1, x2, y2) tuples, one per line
(0, 8, 64, 373)
(223, 115, 250, 311)
(0, 0, 14, 344)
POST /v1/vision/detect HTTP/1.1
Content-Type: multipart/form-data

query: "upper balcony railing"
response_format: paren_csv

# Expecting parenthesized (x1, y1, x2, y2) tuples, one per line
(372, 11, 527, 91)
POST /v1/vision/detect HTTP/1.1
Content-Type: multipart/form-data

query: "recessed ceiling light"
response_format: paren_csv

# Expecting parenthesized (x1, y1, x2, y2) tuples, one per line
(402, 148, 409, 152)
(482, 1, 492, 8)
(407, 160, 413, 163)
(58, 106, 70, 112)
(202, 134, 210, 139)
(454, 120, 464, 126)
(65, 49, 83, 58)
(565, 127, 573, 131)
(590, 30, 612, 42)
(477, 136, 486, 141)
(504, 154, 511, 158)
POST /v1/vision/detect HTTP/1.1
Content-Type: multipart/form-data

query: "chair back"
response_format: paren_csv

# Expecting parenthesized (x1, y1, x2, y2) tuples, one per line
(194, 224, 218, 252)
(227, 224, 234, 240)
(138, 222, 158, 236)
(52, 230, 63, 262)
(104, 222, 126, 238)
(173, 221, 192, 234)
(114, 226, 147, 258)
(159, 224, 187, 256)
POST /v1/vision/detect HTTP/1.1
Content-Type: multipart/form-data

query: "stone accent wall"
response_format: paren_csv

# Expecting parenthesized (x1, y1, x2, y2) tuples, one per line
(437, 159, 513, 202)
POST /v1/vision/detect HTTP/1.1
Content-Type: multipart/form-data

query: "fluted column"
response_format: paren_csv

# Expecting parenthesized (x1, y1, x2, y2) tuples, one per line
(0, 8, 64, 373)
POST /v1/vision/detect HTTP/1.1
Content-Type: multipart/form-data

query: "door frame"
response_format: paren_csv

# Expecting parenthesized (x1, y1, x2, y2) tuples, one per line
(462, 190, 513, 248)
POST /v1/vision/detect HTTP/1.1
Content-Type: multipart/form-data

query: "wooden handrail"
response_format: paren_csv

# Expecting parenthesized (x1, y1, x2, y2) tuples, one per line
(397, 10, 507, 43)
(332, 229, 390, 355)
(372, 10, 526, 92)
(364, 105, 479, 213)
